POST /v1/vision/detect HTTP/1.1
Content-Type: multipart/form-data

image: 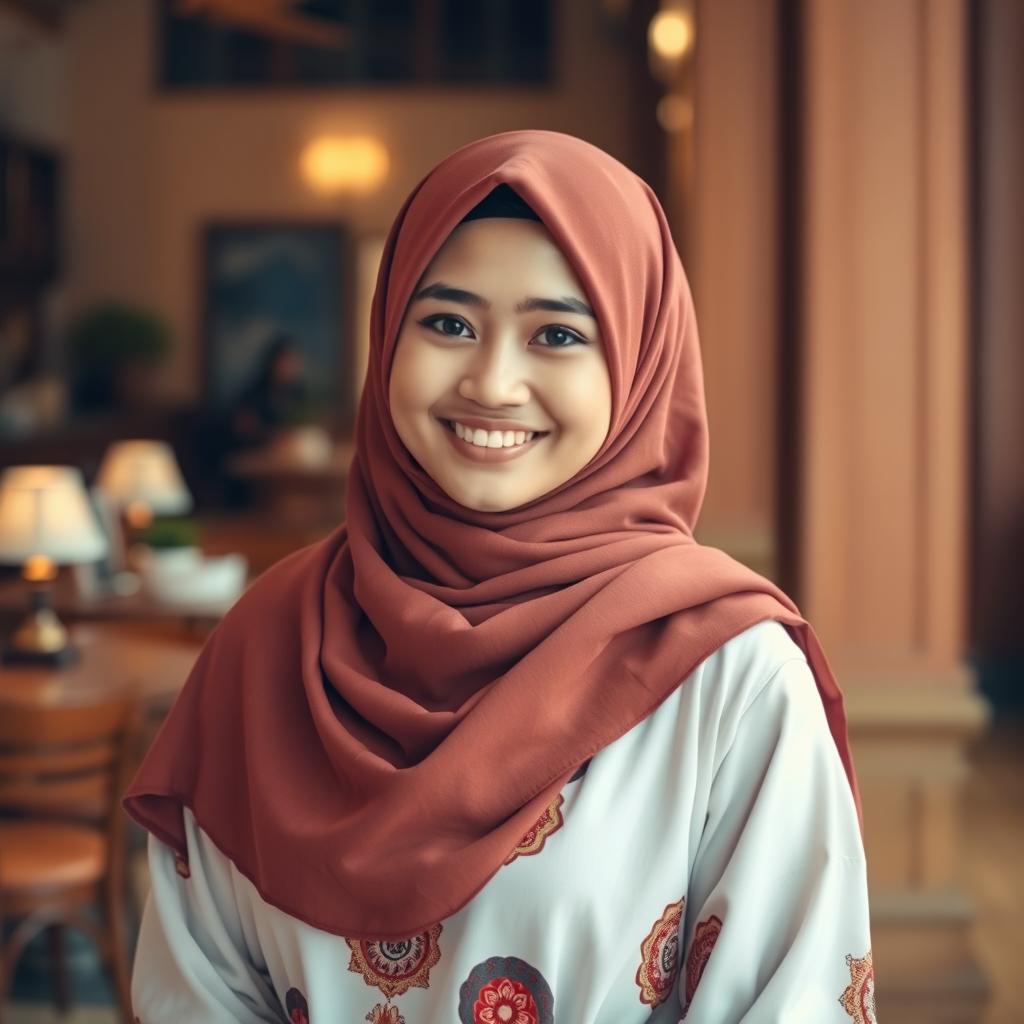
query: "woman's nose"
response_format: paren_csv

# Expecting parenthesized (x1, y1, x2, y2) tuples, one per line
(457, 338, 530, 408)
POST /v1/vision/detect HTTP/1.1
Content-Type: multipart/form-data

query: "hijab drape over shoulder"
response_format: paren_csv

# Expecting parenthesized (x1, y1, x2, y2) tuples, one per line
(124, 130, 860, 941)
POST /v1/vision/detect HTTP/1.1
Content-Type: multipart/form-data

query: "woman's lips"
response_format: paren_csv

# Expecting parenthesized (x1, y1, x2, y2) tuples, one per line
(437, 417, 547, 464)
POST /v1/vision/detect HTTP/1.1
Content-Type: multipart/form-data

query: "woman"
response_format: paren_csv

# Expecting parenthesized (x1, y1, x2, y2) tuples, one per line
(226, 332, 313, 451)
(125, 131, 875, 1023)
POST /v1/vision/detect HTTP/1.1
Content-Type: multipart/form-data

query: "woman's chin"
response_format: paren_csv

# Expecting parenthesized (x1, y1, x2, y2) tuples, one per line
(435, 470, 542, 513)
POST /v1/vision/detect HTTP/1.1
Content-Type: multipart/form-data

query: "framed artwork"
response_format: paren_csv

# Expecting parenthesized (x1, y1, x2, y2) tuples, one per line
(200, 221, 352, 430)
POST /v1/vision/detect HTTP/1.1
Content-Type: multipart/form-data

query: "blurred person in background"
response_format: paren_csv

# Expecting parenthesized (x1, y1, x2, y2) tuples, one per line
(228, 332, 313, 450)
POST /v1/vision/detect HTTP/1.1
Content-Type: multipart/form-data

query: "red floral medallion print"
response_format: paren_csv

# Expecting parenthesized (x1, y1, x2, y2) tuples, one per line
(635, 897, 685, 1007)
(839, 949, 877, 1024)
(173, 852, 190, 879)
(284, 986, 309, 1024)
(458, 956, 555, 1024)
(504, 793, 564, 865)
(365, 1003, 406, 1024)
(345, 924, 442, 999)
(684, 914, 722, 1007)
(478, 978, 538, 1024)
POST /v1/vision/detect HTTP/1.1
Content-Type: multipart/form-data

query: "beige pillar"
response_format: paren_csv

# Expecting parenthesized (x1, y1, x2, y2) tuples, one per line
(690, 0, 780, 580)
(800, 1, 989, 1019)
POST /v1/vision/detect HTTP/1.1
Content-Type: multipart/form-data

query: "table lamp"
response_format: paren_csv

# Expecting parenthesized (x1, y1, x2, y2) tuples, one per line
(0, 465, 108, 666)
(96, 439, 193, 529)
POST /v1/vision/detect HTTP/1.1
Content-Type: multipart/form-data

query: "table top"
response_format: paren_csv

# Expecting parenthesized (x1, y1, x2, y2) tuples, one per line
(0, 572, 235, 624)
(226, 439, 354, 480)
(0, 620, 204, 709)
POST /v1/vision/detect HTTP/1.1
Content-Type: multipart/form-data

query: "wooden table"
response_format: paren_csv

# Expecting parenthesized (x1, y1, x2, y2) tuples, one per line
(225, 440, 353, 531)
(0, 621, 203, 711)
(0, 574, 232, 633)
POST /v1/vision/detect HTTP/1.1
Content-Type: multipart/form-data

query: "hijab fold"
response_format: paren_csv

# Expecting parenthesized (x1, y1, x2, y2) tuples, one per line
(125, 130, 860, 941)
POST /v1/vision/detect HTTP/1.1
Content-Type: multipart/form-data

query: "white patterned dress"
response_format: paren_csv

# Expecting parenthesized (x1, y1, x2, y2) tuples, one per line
(129, 620, 876, 1024)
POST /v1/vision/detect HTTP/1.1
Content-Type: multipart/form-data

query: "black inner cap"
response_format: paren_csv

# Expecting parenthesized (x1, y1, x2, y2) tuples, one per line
(458, 183, 542, 224)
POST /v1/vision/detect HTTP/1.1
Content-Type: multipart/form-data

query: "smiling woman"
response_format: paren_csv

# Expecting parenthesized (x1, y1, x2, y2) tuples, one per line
(125, 131, 871, 1024)
(389, 188, 613, 512)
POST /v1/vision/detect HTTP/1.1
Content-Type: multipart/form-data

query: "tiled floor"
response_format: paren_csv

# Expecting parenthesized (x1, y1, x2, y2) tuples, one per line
(6, 717, 1023, 1024)
(962, 714, 1024, 1024)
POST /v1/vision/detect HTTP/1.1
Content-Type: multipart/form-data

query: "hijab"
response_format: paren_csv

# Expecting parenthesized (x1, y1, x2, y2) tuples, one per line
(124, 129, 860, 942)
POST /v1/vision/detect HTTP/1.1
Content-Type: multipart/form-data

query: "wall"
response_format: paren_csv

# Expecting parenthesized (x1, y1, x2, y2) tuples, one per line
(973, 0, 1024, 703)
(64, 0, 640, 407)
(689, 0, 779, 572)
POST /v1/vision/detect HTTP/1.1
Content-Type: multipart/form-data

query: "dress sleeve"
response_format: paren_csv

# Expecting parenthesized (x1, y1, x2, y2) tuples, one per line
(130, 808, 285, 1023)
(678, 657, 876, 1023)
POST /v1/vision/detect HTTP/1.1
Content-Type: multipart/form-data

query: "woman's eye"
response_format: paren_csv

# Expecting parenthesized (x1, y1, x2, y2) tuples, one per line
(418, 316, 585, 348)
(421, 314, 473, 338)
(534, 326, 586, 349)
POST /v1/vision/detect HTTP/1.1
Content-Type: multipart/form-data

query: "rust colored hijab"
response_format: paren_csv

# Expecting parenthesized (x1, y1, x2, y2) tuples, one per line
(125, 130, 860, 941)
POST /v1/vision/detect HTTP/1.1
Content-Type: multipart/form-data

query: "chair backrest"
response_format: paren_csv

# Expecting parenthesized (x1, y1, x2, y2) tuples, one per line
(0, 695, 137, 825)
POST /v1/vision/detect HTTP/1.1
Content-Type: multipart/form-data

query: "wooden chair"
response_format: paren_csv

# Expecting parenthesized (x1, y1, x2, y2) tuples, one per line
(0, 694, 139, 1023)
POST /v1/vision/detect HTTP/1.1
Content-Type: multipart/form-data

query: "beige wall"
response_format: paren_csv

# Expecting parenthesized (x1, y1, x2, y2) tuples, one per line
(64, 0, 640, 406)
(689, 0, 779, 571)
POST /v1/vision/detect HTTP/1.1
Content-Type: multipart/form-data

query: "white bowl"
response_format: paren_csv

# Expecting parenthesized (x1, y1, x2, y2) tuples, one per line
(142, 552, 248, 607)
(135, 545, 203, 572)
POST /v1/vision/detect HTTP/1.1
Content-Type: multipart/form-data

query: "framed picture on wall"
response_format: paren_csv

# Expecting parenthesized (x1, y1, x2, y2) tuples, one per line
(200, 221, 352, 432)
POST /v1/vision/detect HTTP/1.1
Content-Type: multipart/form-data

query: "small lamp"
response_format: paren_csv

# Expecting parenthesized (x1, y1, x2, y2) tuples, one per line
(0, 465, 108, 666)
(96, 439, 193, 530)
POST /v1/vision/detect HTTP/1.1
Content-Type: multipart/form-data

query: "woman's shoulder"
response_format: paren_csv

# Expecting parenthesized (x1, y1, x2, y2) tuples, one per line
(699, 619, 808, 698)
(680, 619, 814, 751)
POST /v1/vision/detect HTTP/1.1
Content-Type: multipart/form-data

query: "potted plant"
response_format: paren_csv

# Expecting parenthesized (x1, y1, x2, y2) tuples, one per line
(136, 516, 202, 570)
(67, 303, 172, 412)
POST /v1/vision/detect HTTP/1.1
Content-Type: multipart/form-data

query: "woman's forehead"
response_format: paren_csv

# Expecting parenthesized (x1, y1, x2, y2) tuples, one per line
(418, 218, 588, 296)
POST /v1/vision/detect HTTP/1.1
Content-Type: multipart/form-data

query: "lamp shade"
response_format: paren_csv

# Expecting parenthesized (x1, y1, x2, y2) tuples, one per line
(0, 465, 108, 565)
(96, 439, 193, 515)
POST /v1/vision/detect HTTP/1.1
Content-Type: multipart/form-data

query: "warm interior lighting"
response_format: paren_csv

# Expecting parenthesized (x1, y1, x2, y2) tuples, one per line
(22, 554, 57, 583)
(648, 9, 694, 62)
(301, 136, 389, 194)
(125, 500, 154, 529)
(657, 94, 694, 134)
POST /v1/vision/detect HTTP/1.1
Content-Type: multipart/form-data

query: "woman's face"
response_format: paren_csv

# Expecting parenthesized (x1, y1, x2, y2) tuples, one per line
(389, 217, 612, 513)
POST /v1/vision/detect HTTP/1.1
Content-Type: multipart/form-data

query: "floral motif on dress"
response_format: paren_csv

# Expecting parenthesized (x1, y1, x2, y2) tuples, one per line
(345, 924, 443, 999)
(635, 897, 685, 1007)
(504, 793, 565, 865)
(173, 851, 190, 879)
(365, 1003, 406, 1024)
(839, 949, 877, 1024)
(684, 914, 722, 1007)
(458, 955, 555, 1024)
(284, 986, 309, 1024)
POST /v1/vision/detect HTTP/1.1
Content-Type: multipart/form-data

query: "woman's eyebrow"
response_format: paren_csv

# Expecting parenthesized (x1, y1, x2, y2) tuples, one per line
(412, 282, 595, 319)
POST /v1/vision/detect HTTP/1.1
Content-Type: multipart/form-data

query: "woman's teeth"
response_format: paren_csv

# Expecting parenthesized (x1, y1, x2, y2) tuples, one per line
(450, 421, 537, 448)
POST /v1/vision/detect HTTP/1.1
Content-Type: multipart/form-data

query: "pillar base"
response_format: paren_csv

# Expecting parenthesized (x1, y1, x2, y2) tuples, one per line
(845, 674, 991, 1022)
